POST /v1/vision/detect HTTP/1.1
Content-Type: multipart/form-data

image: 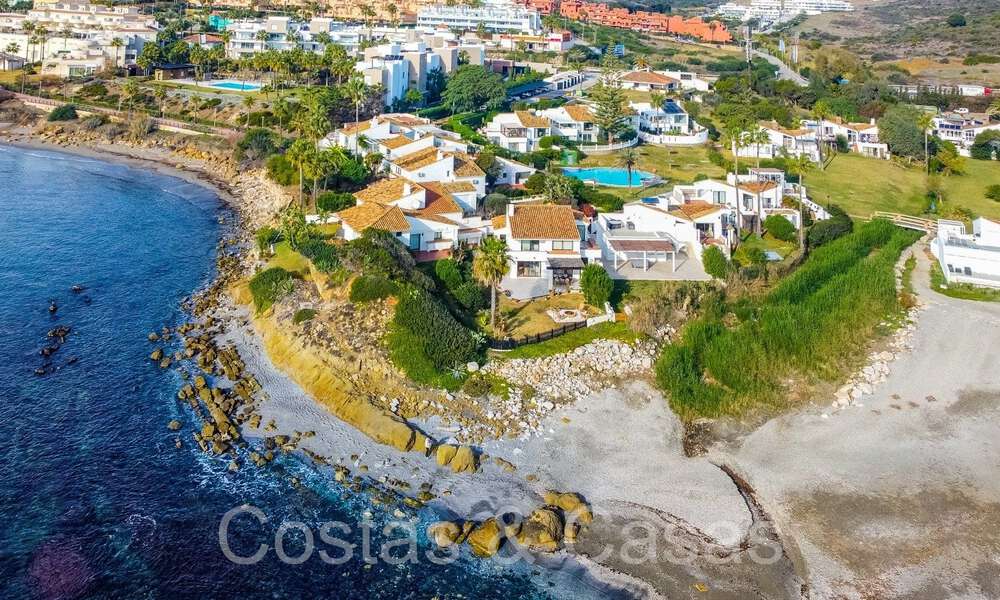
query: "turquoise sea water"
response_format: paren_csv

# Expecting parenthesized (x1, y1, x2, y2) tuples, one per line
(0, 145, 619, 599)
(561, 167, 654, 187)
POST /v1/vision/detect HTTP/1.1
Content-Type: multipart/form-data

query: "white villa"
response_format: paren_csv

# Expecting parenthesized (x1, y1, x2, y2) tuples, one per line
(617, 68, 712, 93)
(669, 168, 804, 233)
(805, 117, 890, 159)
(735, 121, 820, 163)
(631, 99, 708, 145)
(483, 103, 600, 150)
(931, 111, 1000, 157)
(932, 218, 1000, 288)
(491, 201, 588, 299)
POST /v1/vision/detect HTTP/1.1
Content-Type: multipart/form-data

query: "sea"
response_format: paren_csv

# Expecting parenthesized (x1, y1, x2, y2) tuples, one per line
(0, 145, 620, 599)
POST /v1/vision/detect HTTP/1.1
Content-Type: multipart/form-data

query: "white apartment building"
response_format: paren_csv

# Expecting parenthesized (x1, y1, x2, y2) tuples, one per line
(491, 201, 587, 299)
(717, 0, 853, 23)
(417, 0, 542, 34)
(933, 218, 1000, 288)
(357, 37, 483, 105)
(735, 121, 821, 163)
(497, 31, 574, 53)
(804, 117, 890, 159)
(932, 111, 1000, 156)
(631, 99, 708, 146)
(225, 16, 348, 59)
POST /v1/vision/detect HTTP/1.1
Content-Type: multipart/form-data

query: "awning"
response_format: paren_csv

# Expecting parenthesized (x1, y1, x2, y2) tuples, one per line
(547, 257, 586, 269)
(607, 239, 675, 253)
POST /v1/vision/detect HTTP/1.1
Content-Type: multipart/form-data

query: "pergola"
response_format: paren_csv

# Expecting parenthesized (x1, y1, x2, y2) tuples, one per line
(607, 239, 678, 272)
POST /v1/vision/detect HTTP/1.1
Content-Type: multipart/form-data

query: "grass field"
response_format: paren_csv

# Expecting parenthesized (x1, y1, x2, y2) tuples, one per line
(579, 143, 726, 203)
(499, 293, 597, 337)
(265, 242, 311, 276)
(497, 321, 642, 359)
(805, 154, 1000, 221)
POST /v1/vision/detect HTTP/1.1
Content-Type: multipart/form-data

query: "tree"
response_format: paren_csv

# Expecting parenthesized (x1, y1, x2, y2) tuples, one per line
(812, 99, 832, 169)
(617, 146, 639, 192)
(472, 237, 509, 329)
(119, 78, 139, 114)
(935, 141, 965, 176)
(722, 107, 754, 239)
(136, 42, 162, 76)
(590, 81, 627, 145)
(441, 65, 505, 113)
(878, 105, 926, 161)
(580, 264, 613, 307)
(344, 74, 367, 153)
(543, 172, 575, 204)
(763, 214, 796, 242)
(386, 3, 399, 28)
(242, 94, 256, 126)
(110, 37, 124, 74)
(916, 111, 934, 175)
(970, 130, 1000, 160)
(702, 246, 729, 279)
(285, 138, 314, 205)
(785, 153, 814, 249)
(154, 86, 167, 117)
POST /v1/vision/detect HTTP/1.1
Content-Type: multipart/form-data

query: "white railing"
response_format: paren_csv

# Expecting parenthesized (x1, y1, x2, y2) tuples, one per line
(802, 197, 831, 221)
(577, 137, 638, 154)
(638, 129, 709, 146)
(586, 302, 616, 326)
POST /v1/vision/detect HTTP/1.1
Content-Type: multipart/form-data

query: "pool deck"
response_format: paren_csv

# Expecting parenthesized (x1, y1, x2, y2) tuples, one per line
(168, 79, 262, 93)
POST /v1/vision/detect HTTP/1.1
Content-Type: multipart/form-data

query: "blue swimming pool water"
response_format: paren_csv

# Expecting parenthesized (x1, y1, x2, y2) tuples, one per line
(562, 167, 654, 187)
(210, 81, 260, 91)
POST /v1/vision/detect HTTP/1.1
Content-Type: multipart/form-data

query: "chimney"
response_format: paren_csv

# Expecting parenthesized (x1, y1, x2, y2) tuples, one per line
(403, 182, 411, 196)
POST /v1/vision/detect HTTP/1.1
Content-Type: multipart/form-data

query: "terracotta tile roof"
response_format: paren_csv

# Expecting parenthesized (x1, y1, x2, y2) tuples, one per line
(354, 178, 424, 204)
(759, 121, 811, 137)
(563, 104, 595, 123)
(337, 202, 410, 233)
(739, 181, 778, 194)
(668, 201, 722, 221)
(384, 114, 426, 127)
(515, 110, 550, 128)
(380, 135, 415, 149)
(491, 215, 507, 229)
(409, 212, 461, 226)
(419, 182, 464, 215)
(341, 120, 373, 135)
(441, 181, 476, 193)
(393, 146, 442, 171)
(621, 70, 678, 85)
(452, 153, 485, 178)
(509, 204, 580, 239)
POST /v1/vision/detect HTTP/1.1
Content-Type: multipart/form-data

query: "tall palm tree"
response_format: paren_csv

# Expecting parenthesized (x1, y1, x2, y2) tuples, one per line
(286, 138, 312, 205)
(120, 78, 138, 115)
(785, 153, 813, 250)
(916, 111, 934, 176)
(811, 99, 831, 170)
(255, 29, 269, 53)
(243, 94, 256, 126)
(60, 26, 73, 51)
(110, 37, 124, 74)
(386, 3, 399, 29)
(723, 117, 751, 242)
(750, 127, 770, 168)
(345, 74, 367, 154)
(617, 146, 639, 193)
(473, 237, 510, 330)
(154, 86, 167, 117)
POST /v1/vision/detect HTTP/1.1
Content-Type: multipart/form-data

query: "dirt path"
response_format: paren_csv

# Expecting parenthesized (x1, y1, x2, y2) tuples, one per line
(717, 245, 1000, 599)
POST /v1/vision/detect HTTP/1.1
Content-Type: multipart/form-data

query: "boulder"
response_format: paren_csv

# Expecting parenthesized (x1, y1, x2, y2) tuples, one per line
(428, 521, 462, 548)
(167, 419, 182, 431)
(436, 444, 458, 467)
(194, 375, 207, 389)
(150, 349, 163, 361)
(563, 521, 580, 543)
(449, 446, 478, 474)
(543, 491, 593, 525)
(516, 508, 564, 553)
(467, 518, 503, 558)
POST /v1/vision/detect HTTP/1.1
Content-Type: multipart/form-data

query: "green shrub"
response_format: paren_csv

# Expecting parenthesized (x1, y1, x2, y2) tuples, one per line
(298, 238, 341, 273)
(808, 206, 853, 248)
(986, 184, 1000, 202)
(293, 308, 317, 324)
(434, 259, 464, 291)
(349, 275, 399, 303)
(236, 127, 282, 162)
(255, 226, 280, 255)
(266, 153, 297, 186)
(453, 281, 486, 311)
(538, 135, 561, 149)
(580, 263, 613, 308)
(391, 287, 480, 373)
(579, 187, 623, 212)
(316, 191, 355, 213)
(484, 193, 509, 217)
(48, 104, 78, 121)
(249, 267, 295, 313)
(340, 229, 417, 282)
(702, 246, 730, 279)
(947, 13, 967, 27)
(763, 215, 796, 242)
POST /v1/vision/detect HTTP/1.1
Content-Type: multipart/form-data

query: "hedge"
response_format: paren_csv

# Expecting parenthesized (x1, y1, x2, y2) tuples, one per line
(391, 287, 480, 372)
(434, 258, 464, 291)
(249, 267, 295, 313)
(702, 246, 730, 279)
(349, 275, 399, 303)
(297, 238, 341, 273)
(580, 264, 613, 307)
(763, 215, 796, 242)
(48, 104, 78, 121)
(316, 191, 356, 213)
(453, 281, 486, 311)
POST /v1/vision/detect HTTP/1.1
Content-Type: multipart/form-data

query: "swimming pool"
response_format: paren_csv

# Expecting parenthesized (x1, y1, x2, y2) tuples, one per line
(562, 166, 656, 187)
(207, 80, 261, 92)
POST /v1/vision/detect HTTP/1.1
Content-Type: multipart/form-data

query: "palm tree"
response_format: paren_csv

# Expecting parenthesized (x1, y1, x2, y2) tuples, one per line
(987, 99, 1000, 121)
(473, 237, 510, 330)
(60, 26, 73, 51)
(785, 153, 813, 250)
(345, 74, 367, 154)
(255, 29, 269, 53)
(120, 78, 138, 115)
(634, 55, 650, 70)
(617, 146, 639, 193)
(242, 94, 256, 126)
(811, 99, 831, 170)
(386, 3, 399, 29)
(916, 111, 934, 177)
(154, 86, 167, 117)
(35, 25, 48, 64)
(723, 117, 751, 241)
(110, 37, 124, 75)
(286, 138, 312, 205)
(750, 127, 770, 168)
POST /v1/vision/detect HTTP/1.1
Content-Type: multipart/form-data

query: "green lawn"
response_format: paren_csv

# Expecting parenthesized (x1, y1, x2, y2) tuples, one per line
(498, 293, 598, 337)
(579, 144, 725, 203)
(930, 262, 1000, 302)
(805, 154, 1000, 221)
(265, 241, 311, 276)
(496, 321, 642, 359)
(733, 233, 798, 265)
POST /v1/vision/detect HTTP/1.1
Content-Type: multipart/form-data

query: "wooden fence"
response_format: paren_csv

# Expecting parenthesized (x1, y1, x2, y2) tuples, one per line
(488, 320, 587, 350)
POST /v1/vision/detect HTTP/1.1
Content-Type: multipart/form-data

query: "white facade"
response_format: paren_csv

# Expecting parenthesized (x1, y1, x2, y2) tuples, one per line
(735, 121, 821, 163)
(417, 0, 542, 34)
(669, 168, 806, 233)
(933, 218, 1000, 288)
(717, 0, 853, 23)
(492, 201, 586, 299)
(497, 31, 574, 53)
(631, 100, 708, 146)
(493, 156, 536, 186)
(932, 112, 1000, 155)
(483, 110, 551, 152)
(804, 117, 890, 159)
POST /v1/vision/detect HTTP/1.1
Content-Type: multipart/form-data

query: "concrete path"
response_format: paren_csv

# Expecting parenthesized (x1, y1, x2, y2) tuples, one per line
(719, 245, 1000, 599)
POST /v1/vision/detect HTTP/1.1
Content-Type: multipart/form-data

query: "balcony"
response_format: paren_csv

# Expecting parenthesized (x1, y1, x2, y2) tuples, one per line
(500, 126, 528, 138)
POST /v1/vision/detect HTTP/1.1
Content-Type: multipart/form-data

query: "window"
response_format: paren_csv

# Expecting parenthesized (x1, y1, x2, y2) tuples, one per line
(712, 190, 725, 204)
(517, 261, 542, 277)
(433, 231, 443, 240)
(552, 240, 574, 251)
(520, 240, 540, 251)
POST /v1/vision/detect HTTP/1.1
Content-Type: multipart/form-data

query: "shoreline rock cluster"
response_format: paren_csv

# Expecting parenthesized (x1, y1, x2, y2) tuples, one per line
(428, 491, 593, 558)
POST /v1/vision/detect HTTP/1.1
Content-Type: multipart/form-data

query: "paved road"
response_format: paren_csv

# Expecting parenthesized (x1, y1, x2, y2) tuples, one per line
(751, 49, 808, 85)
